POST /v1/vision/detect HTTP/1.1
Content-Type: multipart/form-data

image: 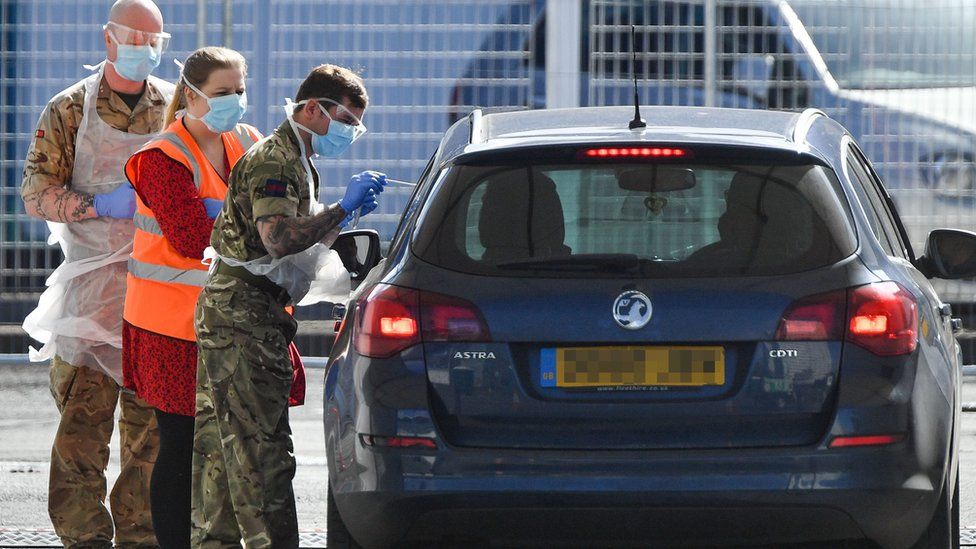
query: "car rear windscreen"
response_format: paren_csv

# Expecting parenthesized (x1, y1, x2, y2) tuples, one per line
(414, 155, 856, 278)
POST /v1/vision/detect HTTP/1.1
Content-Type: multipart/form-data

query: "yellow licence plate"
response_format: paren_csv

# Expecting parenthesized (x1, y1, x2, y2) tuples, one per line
(540, 346, 725, 388)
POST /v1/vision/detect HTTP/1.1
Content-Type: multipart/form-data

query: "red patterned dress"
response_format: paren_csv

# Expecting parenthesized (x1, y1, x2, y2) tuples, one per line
(122, 149, 306, 415)
(122, 149, 219, 416)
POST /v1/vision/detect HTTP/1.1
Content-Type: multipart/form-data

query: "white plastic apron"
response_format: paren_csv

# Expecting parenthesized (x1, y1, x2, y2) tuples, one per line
(205, 101, 350, 306)
(23, 63, 167, 382)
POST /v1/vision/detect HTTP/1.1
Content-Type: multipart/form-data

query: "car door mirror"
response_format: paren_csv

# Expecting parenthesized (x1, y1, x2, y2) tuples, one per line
(331, 229, 382, 286)
(917, 229, 976, 279)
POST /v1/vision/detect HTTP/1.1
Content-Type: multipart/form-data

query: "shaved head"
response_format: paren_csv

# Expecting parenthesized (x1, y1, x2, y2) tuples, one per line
(108, 0, 163, 33)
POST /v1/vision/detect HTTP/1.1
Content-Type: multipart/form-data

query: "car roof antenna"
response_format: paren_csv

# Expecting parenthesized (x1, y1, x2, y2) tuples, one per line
(628, 25, 647, 130)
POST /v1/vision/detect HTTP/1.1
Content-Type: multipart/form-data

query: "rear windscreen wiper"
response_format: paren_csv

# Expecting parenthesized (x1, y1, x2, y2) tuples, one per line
(494, 254, 642, 272)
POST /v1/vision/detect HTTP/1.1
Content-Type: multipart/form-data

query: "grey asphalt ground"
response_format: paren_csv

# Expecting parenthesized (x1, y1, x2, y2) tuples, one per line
(0, 362, 327, 530)
(1, 361, 976, 536)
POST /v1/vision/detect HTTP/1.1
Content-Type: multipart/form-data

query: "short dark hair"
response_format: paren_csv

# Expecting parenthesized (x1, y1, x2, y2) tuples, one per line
(295, 64, 368, 112)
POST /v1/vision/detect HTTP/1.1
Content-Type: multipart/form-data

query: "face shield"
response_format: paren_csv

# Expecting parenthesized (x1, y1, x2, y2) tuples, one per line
(285, 97, 368, 158)
(104, 21, 171, 55)
(314, 98, 368, 139)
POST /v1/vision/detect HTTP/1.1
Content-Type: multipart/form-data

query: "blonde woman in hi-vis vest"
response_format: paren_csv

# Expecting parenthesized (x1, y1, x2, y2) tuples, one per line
(121, 46, 303, 548)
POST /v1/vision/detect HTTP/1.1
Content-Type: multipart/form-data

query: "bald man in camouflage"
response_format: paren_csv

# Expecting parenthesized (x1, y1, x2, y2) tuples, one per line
(21, 1, 173, 546)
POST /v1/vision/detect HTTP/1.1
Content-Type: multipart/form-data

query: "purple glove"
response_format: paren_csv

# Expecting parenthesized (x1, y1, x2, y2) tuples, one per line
(202, 198, 224, 219)
(93, 184, 137, 219)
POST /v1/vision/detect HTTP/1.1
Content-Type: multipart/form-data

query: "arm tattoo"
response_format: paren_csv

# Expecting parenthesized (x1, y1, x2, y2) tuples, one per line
(257, 203, 348, 259)
(24, 186, 96, 223)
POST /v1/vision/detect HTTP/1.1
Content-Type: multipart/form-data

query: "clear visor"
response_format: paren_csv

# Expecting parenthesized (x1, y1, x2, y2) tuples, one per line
(104, 21, 171, 54)
(311, 98, 368, 137)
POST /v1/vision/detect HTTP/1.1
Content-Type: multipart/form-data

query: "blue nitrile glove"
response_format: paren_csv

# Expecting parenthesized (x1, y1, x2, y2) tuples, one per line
(202, 198, 224, 219)
(93, 184, 137, 219)
(339, 171, 387, 213)
(338, 190, 379, 229)
(359, 190, 379, 217)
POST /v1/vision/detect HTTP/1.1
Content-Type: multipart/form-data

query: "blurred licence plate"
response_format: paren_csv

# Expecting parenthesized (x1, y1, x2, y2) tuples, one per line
(540, 346, 725, 388)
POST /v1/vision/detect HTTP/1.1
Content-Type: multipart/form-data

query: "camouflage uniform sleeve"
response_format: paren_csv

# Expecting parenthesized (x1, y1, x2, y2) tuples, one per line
(21, 98, 76, 198)
(249, 160, 305, 221)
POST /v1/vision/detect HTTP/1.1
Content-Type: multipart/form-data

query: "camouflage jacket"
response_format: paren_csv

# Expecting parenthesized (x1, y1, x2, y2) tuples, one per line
(21, 74, 172, 198)
(211, 120, 320, 262)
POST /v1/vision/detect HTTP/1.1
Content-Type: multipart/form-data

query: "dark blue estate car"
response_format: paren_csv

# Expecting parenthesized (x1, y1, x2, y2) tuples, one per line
(325, 106, 976, 548)
(449, 0, 976, 309)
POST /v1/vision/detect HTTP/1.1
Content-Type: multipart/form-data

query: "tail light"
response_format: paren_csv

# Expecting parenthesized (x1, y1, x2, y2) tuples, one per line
(776, 281, 917, 356)
(420, 291, 491, 341)
(354, 284, 490, 358)
(354, 285, 420, 358)
(846, 282, 917, 356)
(775, 290, 846, 340)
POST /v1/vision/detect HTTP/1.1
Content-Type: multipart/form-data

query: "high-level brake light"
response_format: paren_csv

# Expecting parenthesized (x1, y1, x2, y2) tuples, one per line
(581, 147, 690, 158)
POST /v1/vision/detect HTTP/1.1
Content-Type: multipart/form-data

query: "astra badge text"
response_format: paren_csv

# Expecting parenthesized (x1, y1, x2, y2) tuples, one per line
(453, 351, 497, 360)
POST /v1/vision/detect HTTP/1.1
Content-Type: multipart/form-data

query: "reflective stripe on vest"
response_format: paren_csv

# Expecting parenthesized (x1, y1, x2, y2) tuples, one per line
(124, 121, 261, 340)
(127, 256, 208, 287)
(154, 133, 202, 189)
(232, 125, 259, 151)
(133, 212, 163, 236)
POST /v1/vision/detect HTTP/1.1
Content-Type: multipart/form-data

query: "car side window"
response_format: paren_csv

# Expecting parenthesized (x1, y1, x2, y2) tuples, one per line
(852, 147, 913, 260)
(845, 147, 905, 259)
(390, 154, 437, 252)
(853, 147, 912, 259)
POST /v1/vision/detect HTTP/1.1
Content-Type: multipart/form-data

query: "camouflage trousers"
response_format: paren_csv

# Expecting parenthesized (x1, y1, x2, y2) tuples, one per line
(190, 276, 299, 549)
(49, 356, 159, 549)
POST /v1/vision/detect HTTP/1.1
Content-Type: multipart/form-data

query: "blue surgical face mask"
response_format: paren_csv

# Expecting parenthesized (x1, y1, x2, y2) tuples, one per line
(287, 98, 367, 158)
(110, 43, 161, 82)
(182, 77, 247, 134)
(312, 116, 357, 158)
(315, 101, 366, 157)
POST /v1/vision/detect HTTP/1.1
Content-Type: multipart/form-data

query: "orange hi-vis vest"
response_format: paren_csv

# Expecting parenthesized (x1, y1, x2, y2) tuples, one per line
(123, 120, 262, 341)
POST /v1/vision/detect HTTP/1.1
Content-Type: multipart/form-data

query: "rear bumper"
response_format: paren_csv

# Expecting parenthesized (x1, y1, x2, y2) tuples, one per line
(334, 442, 939, 549)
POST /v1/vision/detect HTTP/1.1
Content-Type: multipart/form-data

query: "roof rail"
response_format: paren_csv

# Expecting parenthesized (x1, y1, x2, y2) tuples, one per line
(790, 108, 828, 145)
(468, 109, 487, 144)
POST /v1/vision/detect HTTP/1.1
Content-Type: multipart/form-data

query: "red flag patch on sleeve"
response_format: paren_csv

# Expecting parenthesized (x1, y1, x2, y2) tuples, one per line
(35, 130, 45, 139)
(263, 179, 287, 198)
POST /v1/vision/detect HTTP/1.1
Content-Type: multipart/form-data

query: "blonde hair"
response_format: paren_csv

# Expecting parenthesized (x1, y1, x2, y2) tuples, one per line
(165, 46, 247, 127)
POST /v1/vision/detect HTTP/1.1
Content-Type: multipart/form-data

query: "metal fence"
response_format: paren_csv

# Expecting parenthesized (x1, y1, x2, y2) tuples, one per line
(2, 0, 976, 322)
(529, 0, 976, 305)
(587, 0, 976, 307)
(0, 0, 538, 331)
